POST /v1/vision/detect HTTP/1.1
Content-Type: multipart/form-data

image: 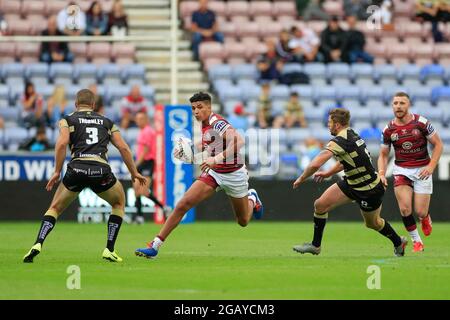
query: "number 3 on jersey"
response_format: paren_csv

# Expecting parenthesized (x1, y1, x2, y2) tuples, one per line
(86, 127, 99, 145)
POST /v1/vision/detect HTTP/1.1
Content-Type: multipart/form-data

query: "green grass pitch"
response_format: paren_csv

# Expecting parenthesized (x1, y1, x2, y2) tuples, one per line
(1, 221, 450, 299)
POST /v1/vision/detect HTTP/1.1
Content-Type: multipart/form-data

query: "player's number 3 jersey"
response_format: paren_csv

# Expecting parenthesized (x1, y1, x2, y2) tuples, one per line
(326, 128, 380, 191)
(60, 110, 119, 164)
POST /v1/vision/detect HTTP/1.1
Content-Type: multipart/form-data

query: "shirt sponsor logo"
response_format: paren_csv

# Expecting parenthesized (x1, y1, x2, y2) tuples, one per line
(402, 141, 413, 150)
(391, 133, 399, 141)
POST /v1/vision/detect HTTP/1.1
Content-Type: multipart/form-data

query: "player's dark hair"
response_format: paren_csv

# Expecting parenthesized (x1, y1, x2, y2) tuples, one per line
(76, 89, 95, 106)
(189, 92, 211, 104)
(329, 108, 350, 126)
(393, 91, 411, 101)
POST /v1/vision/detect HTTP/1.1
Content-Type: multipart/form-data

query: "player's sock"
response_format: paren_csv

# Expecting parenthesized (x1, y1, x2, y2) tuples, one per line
(248, 193, 257, 208)
(378, 220, 402, 247)
(146, 192, 165, 209)
(135, 196, 142, 218)
(402, 214, 422, 243)
(150, 235, 164, 251)
(312, 212, 328, 248)
(106, 214, 123, 252)
(35, 215, 56, 245)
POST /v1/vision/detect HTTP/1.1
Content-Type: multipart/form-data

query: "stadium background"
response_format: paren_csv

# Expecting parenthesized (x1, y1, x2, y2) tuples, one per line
(0, 0, 449, 222)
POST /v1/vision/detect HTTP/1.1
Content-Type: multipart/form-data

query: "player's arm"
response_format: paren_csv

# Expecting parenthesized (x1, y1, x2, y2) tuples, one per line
(314, 161, 344, 183)
(293, 149, 334, 189)
(46, 120, 70, 191)
(215, 127, 244, 162)
(419, 132, 444, 180)
(110, 131, 146, 185)
(377, 145, 390, 187)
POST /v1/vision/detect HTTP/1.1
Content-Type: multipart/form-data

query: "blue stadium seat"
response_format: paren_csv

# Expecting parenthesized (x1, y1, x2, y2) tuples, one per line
(124, 127, 140, 145)
(371, 107, 394, 123)
(439, 129, 450, 144)
(336, 86, 360, 102)
(106, 85, 131, 105)
(122, 64, 146, 84)
(0, 107, 19, 122)
(9, 83, 25, 105)
(314, 86, 337, 102)
(232, 64, 258, 81)
(350, 63, 373, 80)
(327, 63, 350, 85)
(140, 86, 155, 103)
(37, 85, 55, 100)
(213, 79, 233, 92)
(286, 128, 311, 145)
(431, 86, 450, 103)
(65, 85, 82, 101)
(282, 63, 303, 75)
(270, 84, 290, 101)
(383, 86, 409, 103)
(409, 86, 432, 103)
(237, 79, 257, 90)
(104, 107, 119, 123)
(208, 64, 232, 81)
(0, 86, 9, 107)
(304, 63, 327, 85)
(398, 64, 422, 82)
(4, 127, 28, 145)
(271, 100, 286, 116)
(219, 86, 242, 103)
(98, 64, 122, 86)
(26, 63, 50, 87)
(49, 63, 73, 86)
(242, 84, 261, 103)
(311, 127, 331, 141)
(224, 100, 242, 116)
(420, 64, 446, 86)
(291, 85, 313, 100)
(73, 64, 98, 87)
(1, 63, 25, 86)
(304, 105, 328, 122)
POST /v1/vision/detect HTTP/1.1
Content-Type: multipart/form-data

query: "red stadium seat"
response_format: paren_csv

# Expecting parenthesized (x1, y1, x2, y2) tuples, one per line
(230, 15, 250, 25)
(203, 58, 223, 71)
(322, 1, 344, 17)
(253, 15, 274, 24)
(388, 43, 411, 66)
(400, 21, 423, 38)
(306, 21, 327, 35)
(7, 19, 32, 35)
(393, 0, 415, 18)
(0, 42, 17, 63)
(226, 1, 249, 17)
(258, 21, 283, 38)
(219, 22, 237, 38)
(21, 0, 46, 17)
(208, 1, 226, 17)
(249, 1, 273, 17)
(28, 15, 48, 35)
(88, 42, 112, 65)
(435, 43, 450, 61)
(16, 43, 40, 63)
(236, 22, 260, 39)
(0, 0, 21, 15)
(247, 42, 267, 60)
(224, 42, 247, 60)
(199, 42, 225, 61)
(45, 0, 67, 16)
(78, 0, 92, 13)
(273, 1, 297, 17)
(112, 43, 136, 64)
(179, 1, 198, 19)
(227, 57, 247, 66)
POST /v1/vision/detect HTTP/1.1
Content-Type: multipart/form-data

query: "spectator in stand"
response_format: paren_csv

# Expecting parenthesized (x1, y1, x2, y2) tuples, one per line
(276, 29, 294, 62)
(190, 0, 224, 61)
(344, 0, 372, 20)
(257, 40, 284, 83)
(40, 16, 74, 64)
(89, 83, 105, 114)
(227, 104, 249, 131)
(120, 85, 149, 129)
(284, 92, 308, 128)
(342, 15, 374, 64)
(57, 2, 87, 36)
(257, 83, 283, 129)
(20, 82, 45, 129)
(45, 85, 69, 128)
(19, 126, 53, 152)
(416, 0, 445, 42)
(86, 1, 109, 36)
(320, 16, 347, 63)
(0, 116, 4, 129)
(288, 26, 322, 63)
(108, 0, 129, 37)
(302, 0, 329, 21)
(438, 0, 450, 22)
(0, 13, 8, 35)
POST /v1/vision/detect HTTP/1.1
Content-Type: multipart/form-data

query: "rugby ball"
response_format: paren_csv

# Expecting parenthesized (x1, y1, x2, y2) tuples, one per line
(174, 136, 194, 164)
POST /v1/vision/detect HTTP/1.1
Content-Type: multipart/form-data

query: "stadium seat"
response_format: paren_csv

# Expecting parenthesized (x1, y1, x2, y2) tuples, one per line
(219, 86, 243, 103)
(208, 1, 226, 17)
(431, 86, 450, 103)
(26, 63, 49, 84)
(111, 43, 136, 65)
(2, 63, 25, 86)
(73, 64, 98, 87)
(4, 127, 28, 145)
(0, 106, 19, 123)
(21, 0, 46, 16)
(409, 86, 432, 103)
(16, 42, 40, 64)
(304, 63, 327, 86)
(49, 63, 74, 86)
(249, 1, 272, 17)
(270, 85, 290, 101)
(282, 63, 303, 75)
(327, 63, 351, 86)
(273, 1, 297, 17)
(241, 85, 261, 103)
(421, 64, 446, 86)
(122, 64, 146, 85)
(290, 85, 314, 100)
(208, 64, 232, 81)
(224, 42, 247, 61)
(226, 1, 249, 17)
(87, 43, 112, 65)
(1, 0, 21, 15)
(199, 42, 224, 61)
(69, 43, 88, 64)
(105, 85, 131, 105)
(179, 1, 198, 19)
(336, 86, 361, 102)
(0, 86, 10, 107)
(98, 64, 122, 86)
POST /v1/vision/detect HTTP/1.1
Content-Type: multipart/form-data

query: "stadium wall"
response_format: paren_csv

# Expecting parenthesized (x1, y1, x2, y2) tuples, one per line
(1, 178, 450, 221)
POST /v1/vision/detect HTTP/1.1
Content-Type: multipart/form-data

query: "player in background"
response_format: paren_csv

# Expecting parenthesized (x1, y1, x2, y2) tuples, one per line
(23, 89, 146, 263)
(378, 92, 443, 252)
(135, 92, 264, 258)
(293, 108, 407, 256)
(133, 111, 171, 224)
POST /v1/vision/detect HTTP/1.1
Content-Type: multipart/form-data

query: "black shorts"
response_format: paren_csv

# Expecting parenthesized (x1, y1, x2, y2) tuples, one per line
(137, 160, 154, 177)
(62, 161, 117, 194)
(337, 178, 385, 212)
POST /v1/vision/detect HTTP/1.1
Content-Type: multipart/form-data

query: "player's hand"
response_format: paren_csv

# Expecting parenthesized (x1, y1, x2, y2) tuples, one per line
(46, 172, 61, 191)
(418, 165, 434, 180)
(380, 175, 388, 188)
(200, 157, 216, 171)
(313, 171, 329, 183)
(132, 173, 147, 186)
(293, 176, 304, 189)
(173, 147, 183, 161)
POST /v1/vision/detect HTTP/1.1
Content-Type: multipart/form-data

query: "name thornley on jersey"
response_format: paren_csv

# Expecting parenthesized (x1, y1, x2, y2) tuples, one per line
(78, 118, 104, 125)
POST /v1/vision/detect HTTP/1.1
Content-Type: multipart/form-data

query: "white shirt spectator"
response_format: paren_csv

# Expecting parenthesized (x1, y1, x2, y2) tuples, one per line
(57, 5, 86, 33)
(288, 28, 320, 55)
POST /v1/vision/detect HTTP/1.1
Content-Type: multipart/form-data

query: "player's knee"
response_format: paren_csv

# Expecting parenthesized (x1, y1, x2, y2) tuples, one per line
(399, 205, 412, 216)
(364, 220, 379, 230)
(415, 208, 428, 218)
(175, 198, 194, 213)
(314, 199, 328, 214)
(237, 216, 249, 227)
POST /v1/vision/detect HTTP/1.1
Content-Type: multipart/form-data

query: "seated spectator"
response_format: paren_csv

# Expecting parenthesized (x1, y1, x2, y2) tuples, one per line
(342, 15, 374, 64)
(191, 0, 224, 61)
(320, 16, 346, 63)
(0, 13, 8, 35)
(438, 0, 450, 22)
(20, 82, 45, 129)
(19, 126, 53, 152)
(120, 85, 149, 129)
(276, 29, 294, 62)
(57, 2, 87, 36)
(257, 40, 284, 83)
(303, 0, 329, 21)
(45, 85, 69, 128)
(284, 92, 308, 128)
(257, 83, 283, 129)
(227, 104, 248, 131)
(86, 1, 109, 36)
(40, 16, 74, 64)
(288, 26, 322, 63)
(416, 0, 445, 42)
(108, 0, 128, 37)
(89, 84, 105, 114)
(344, 0, 372, 20)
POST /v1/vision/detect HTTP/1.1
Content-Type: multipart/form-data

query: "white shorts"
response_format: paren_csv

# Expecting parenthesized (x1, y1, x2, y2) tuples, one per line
(199, 166, 249, 198)
(393, 164, 433, 194)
